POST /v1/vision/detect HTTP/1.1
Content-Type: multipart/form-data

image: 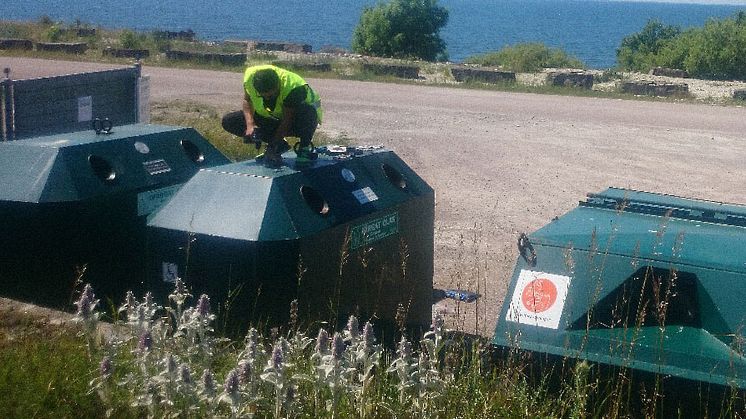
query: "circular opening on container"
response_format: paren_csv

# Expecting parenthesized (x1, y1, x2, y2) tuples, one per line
(300, 185, 329, 216)
(382, 163, 407, 189)
(180, 139, 205, 163)
(88, 155, 116, 182)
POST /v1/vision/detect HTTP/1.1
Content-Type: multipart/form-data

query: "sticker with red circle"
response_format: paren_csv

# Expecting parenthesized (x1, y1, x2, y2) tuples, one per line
(506, 270, 571, 329)
(521, 278, 558, 313)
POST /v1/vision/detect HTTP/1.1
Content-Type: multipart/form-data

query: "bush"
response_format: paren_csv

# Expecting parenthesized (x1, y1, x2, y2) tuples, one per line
(617, 13, 746, 80)
(465, 43, 585, 72)
(616, 20, 682, 72)
(352, 0, 449, 61)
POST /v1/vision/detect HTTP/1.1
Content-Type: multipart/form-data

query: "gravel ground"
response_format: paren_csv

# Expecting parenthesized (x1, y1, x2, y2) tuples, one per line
(3, 57, 746, 336)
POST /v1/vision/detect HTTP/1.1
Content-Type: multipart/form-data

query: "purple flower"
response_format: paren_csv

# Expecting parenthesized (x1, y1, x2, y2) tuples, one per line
(271, 343, 284, 370)
(180, 364, 192, 384)
(332, 333, 345, 360)
(315, 328, 330, 354)
(196, 294, 211, 318)
(138, 330, 153, 352)
(347, 315, 360, 340)
(99, 356, 112, 377)
(202, 369, 215, 393)
(362, 322, 375, 349)
(223, 369, 240, 395)
(238, 361, 252, 385)
(75, 284, 97, 320)
(397, 337, 412, 359)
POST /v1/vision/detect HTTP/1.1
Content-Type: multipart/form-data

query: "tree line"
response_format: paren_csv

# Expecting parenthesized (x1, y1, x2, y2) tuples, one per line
(353, 0, 746, 80)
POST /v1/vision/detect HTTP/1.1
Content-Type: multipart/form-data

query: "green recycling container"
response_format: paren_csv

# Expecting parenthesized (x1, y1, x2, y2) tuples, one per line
(146, 146, 434, 330)
(493, 187, 746, 388)
(0, 123, 230, 307)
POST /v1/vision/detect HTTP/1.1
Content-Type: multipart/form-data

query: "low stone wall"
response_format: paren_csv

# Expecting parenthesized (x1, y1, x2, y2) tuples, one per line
(247, 41, 312, 54)
(547, 71, 594, 89)
(153, 30, 196, 41)
(734, 89, 746, 101)
(650, 67, 689, 78)
(361, 62, 420, 79)
(35, 42, 88, 54)
(103, 48, 150, 59)
(621, 81, 689, 97)
(165, 50, 247, 66)
(450, 66, 516, 84)
(0, 39, 33, 50)
(272, 61, 332, 72)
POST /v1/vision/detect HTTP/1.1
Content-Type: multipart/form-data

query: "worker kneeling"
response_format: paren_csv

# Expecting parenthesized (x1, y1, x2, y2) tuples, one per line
(222, 64, 322, 166)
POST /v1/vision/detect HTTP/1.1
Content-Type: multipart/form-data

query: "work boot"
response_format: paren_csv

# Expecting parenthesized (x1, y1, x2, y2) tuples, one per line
(294, 144, 318, 166)
(255, 139, 290, 165)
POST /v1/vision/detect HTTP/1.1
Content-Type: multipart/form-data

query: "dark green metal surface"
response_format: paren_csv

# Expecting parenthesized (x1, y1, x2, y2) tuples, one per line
(493, 187, 746, 388)
(147, 147, 434, 330)
(0, 123, 230, 307)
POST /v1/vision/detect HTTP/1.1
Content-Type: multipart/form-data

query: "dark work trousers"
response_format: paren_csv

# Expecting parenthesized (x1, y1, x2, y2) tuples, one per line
(221, 103, 318, 147)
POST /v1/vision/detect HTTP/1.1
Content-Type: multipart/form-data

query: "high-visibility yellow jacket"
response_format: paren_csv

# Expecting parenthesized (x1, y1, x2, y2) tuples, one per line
(243, 64, 322, 123)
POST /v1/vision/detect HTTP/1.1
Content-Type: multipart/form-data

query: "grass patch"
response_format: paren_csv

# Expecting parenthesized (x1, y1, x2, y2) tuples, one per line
(150, 100, 349, 162)
(0, 328, 104, 417)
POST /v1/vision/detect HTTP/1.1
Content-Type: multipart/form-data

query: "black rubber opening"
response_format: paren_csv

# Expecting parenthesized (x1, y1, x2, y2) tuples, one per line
(88, 155, 116, 182)
(180, 139, 205, 163)
(382, 163, 407, 189)
(300, 185, 329, 216)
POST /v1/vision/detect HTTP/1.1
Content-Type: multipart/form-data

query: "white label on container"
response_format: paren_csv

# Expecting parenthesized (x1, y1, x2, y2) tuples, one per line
(505, 270, 571, 329)
(352, 187, 378, 204)
(137, 184, 181, 216)
(77, 96, 92, 122)
(162, 262, 179, 283)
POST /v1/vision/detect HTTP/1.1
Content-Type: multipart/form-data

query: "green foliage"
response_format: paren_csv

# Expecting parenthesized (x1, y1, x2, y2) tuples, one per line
(118, 29, 146, 50)
(352, 0, 449, 61)
(616, 20, 682, 72)
(0, 332, 105, 417)
(465, 42, 585, 72)
(618, 14, 746, 80)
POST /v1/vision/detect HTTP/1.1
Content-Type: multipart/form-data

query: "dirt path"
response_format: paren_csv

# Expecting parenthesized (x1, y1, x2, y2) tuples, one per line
(5, 57, 746, 335)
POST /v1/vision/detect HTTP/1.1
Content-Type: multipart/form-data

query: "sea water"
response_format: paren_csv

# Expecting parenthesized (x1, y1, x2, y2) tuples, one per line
(4, 0, 745, 68)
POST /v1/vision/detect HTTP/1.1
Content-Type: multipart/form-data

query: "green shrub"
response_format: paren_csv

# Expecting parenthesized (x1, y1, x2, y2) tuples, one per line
(616, 20, 682, 72)
(352, 0, 449, 61)
(465, 43, 585, 72)
(119, 29, 146, 50)
(617, 13, 746, 80)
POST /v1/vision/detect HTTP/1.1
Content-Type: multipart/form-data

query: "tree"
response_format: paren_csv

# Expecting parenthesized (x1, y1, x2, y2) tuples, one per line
(352, 0, 449, 61)
(616, 20, 681, 71)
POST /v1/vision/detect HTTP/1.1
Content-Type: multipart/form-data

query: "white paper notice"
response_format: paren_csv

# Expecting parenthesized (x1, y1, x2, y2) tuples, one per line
(78, 96, 92, 122)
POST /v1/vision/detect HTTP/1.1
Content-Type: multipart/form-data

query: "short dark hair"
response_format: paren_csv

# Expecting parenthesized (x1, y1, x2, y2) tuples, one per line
(253, 68, 280, 93)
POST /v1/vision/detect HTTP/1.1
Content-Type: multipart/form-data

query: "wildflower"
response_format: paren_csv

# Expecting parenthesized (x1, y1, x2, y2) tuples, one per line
(332, 332, 346, 361)
(74, 284, 99, 321)
(315, 328, 330, 355)
(271, 342, 284, 371)
(223, 368, 240, 395)
(179, 364, 192, 385)
(238, 360, 252, 385)
(196, 294, 211, 318)
(99, 356, 113, 378)
(138, 330, 153, 352)
(345, 315, 360, 343)
(201, 369, 216, 398)
(289, 299, 299, 330)
(362, 321, 375, 350)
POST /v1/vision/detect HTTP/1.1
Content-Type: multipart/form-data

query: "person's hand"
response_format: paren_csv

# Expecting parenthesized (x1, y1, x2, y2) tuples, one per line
(244, 126, 255, 139)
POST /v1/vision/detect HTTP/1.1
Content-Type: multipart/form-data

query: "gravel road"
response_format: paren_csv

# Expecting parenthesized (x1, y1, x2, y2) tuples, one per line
(5, 57, 746, 335)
